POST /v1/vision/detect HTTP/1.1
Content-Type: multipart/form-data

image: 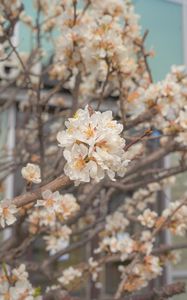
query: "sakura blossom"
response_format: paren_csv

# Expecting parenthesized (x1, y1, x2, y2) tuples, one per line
(58, 267, 82, 286)
(0, 264, 42, 300)
(0, 200, 18, 228)
(119, 255, 162, 292)
(21, 163, 41, 184)
(36, 190, 79, 219)
(105, 212, 129, 234)
(56, 193, 80, 219)
(44, 225, 72, 255)
(138, 209, 158, 228)
(57, 106, 130, 184)
(162, 200, 187, 236)
(36, 189, 61, 211)
(88, 257, 101, 282)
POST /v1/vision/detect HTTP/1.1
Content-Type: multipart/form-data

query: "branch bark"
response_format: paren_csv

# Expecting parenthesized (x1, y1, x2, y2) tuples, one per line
(12, 175, 71, 208)
(122, 281, 185, 300)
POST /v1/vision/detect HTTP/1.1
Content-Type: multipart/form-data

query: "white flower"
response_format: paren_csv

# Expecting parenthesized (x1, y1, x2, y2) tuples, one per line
(36, 190, 79, 220)
(58, 267, 82, 286)
(88, 258, 101, 282)
(144, 256, 162, 277)
(38, 209, 56, 228)
(56, 193, 80, 219)
(118, 236, 135, 261)
(168, 251, 181, 265)
(12, 264, 28, 281)
(63, 143, 98, 184)
(133, 189, 149, 200)
(0, 264, 40, 300)
(140, 241, 153, 255)
(28, 208, 57, 229)
(147, 182, 161, 192)
(162, 201, 187, 236)
(21, 163, 41, 184)
(137, 201, 146, 211)
(175, 131, 187, 146)
(46, 284, 60, 293)
(138, 209, 158, 228)
(161, 81, 180, 98)
(36, 190, 61, 211)
(105, 212, 129, 234)
(0, 200, 18, 228)
(0, 280, 10, 299)
(44, 225, 72, 255)
(140, 230, 154, 242)
(96, 236, 119, 254)
(9, 281, 35, 300)
(178, 110, 187, 129)
(57, 106, 130, 184)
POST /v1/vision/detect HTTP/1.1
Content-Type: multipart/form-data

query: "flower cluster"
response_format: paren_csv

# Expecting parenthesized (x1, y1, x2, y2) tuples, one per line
(36, 189, 79, 220)
(44, 225, 72, 255)
(88, 257, 101, 282)
(28, 190, 79, 254)
(162, 200, 187, 236)
(138, 230, 155, 255)
(51, 0, 142, 99)
(138, 208, 158, 228)
(119, 255, 162, 292)
(124, 65, 187, 144)
(58, 267, 82, 286)
(122, 177, 175, 214)
(105, 212, 129, 235)
(96, 235, 135, 262)
(57, 106, 130, 184)
(0, 264, 42, 300)
(0, 200, 18, 228)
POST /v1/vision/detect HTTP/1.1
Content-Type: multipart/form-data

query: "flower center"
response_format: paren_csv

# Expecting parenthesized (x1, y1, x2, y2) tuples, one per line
(84, 125, 95, 139)
(4, 293, 10, 300)
(3, 207, 9, 218)
(30, 171, 37, 179)
(46, 198, 55, 207)
(74, 157, 86, 170)
(96, 140, 110, 151)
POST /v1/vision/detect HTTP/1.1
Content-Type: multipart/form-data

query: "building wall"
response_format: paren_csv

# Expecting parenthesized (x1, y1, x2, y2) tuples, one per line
(134, 0, 183, 81)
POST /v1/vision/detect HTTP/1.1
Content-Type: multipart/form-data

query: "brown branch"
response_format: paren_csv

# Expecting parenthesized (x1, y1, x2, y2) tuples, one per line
(105, 161, 187, 193)
(124, 141, 177, 177)
(6, 35, 32, 88)
(12, 175, 71, 208)
(124, 129, 152, 151)
(97, 60, 111, 110)
(124, 107, 157, 130)
(153, 242, 187, 255)
(0, 236, 36, 263)
(135, 30, 153, 84)
(122, 282, 185, 300)
(43, 282, 185, 300)
(71, 72, 81, 116)
(41, 225, 102, 272)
